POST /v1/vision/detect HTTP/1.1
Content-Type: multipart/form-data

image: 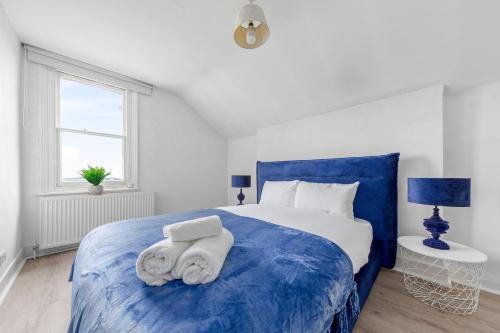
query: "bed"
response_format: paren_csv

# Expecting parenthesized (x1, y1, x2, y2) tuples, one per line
(68, 153, 399, 333)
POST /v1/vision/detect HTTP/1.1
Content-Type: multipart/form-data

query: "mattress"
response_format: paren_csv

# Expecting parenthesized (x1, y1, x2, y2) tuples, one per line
(220, 204, 373, 273)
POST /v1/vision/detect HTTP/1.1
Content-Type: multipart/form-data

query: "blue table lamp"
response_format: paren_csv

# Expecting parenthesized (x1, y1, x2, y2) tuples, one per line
(231, 175, 251, 205)
(408, 178, 471, 250)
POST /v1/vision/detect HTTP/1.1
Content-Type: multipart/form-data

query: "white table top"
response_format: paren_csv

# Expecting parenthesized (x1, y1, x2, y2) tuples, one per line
(398, 236, 488, 264)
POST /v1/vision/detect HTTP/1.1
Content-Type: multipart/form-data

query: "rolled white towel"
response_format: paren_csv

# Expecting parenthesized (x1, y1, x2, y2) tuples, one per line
(172, 228, 234, 285)
(136, 239, 191, 286)
(137, 271, 176, 287)
(163, 215, 223, 242)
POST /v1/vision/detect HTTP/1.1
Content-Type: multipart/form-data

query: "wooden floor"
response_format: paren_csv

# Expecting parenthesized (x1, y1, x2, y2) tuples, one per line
(0, 251, 499, 333)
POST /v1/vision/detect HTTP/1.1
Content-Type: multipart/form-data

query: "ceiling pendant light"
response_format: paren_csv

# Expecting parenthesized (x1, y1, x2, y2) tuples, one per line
(234, 0, 270, 49)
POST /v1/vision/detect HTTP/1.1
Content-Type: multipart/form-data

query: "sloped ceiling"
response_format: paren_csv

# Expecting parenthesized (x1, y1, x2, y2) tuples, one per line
(3, 0, 500, 138)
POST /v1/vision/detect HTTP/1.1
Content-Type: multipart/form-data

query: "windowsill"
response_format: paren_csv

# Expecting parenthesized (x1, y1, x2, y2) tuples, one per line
(36, 187, 140, 197)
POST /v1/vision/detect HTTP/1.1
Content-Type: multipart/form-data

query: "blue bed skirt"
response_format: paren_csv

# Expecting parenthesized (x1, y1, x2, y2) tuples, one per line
(68, 209, 362, 333)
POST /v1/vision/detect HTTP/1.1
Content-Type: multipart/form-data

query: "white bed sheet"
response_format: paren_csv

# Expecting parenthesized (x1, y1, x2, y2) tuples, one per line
(219, 204, 373, 274)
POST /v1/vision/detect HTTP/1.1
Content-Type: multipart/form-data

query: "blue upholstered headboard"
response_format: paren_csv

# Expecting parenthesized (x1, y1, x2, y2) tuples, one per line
(256, 153, 400, 268)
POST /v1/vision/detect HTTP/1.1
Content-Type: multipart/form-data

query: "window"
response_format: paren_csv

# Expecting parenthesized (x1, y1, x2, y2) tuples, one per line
(57, 75, 125, 185)
(26, 45, 150, 194)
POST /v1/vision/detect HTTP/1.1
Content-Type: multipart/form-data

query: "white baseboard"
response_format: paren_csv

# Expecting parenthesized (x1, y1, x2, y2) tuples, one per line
(481, 272, 500, 296)
(0, 249, 26, 306)
(0, 244, 77, 307)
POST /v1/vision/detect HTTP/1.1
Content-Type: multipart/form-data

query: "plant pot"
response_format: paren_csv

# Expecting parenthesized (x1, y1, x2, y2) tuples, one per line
(88, 185, 103, 195)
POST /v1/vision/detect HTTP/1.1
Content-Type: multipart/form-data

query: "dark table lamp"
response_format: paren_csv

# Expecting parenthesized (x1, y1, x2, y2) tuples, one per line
(408, 178, 471, 250)
(231, 175, 251, 205)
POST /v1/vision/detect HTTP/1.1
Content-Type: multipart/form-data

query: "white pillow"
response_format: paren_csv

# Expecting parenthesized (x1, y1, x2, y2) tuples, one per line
(259, 180, 299, 207)
(294, 181, 360, 219)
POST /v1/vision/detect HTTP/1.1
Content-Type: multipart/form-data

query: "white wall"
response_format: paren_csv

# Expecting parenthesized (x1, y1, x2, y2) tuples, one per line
(226, 84, 500, 293)
(228, 86, 445, 238)
(0, 3, 22, 288)
(139, 89, 227, 214)
(227, 136, 258, 205)
(444, 84, 500, 291)
(20, 82, 228, 253)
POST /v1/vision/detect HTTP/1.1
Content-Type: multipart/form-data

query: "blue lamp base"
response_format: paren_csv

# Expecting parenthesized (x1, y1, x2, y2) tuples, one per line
(237, 188, 245, 205)
(422, 206, 450, 250)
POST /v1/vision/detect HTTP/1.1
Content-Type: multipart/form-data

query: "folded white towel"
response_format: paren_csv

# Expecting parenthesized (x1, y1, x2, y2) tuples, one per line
(136, 239, 191, 286)
(172, 228, 234, 285)
(163, 215, 223, 242)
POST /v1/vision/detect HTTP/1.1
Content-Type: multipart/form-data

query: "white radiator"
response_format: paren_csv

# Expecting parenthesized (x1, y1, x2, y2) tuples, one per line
(38, 192, 155, 249)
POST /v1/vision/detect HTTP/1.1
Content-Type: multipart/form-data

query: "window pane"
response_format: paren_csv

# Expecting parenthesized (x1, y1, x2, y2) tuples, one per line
(60, 78, 124, 135)
(60, 131, 123, 181)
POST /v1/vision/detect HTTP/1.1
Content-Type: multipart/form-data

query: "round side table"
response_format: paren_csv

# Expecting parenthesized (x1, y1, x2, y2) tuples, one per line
(397, 236, 487, 315)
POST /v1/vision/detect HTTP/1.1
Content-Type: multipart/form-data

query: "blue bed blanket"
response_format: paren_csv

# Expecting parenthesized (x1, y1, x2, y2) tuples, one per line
(68, 209, 359, 333)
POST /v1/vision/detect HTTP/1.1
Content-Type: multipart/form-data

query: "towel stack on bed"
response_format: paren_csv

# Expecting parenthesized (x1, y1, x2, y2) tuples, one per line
(136, 215, 234, 286)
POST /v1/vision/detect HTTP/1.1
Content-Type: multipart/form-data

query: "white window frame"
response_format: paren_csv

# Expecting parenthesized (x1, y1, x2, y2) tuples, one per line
(26, 45, 151, 194)
(56, 73, 128, 188)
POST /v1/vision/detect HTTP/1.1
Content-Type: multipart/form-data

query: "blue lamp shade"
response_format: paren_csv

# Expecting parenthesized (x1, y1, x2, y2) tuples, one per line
(408, 178, 471, 207)
(231, 175, 251, 188)
(408, 178, 471, 250)
(231, 175, 251, 205)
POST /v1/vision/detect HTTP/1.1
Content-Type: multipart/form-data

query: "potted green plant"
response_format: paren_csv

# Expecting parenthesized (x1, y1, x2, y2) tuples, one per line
(79, 165, 111, 195)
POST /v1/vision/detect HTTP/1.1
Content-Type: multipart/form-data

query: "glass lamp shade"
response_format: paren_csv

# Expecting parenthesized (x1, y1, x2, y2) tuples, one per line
(234, 3, 270, 49)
